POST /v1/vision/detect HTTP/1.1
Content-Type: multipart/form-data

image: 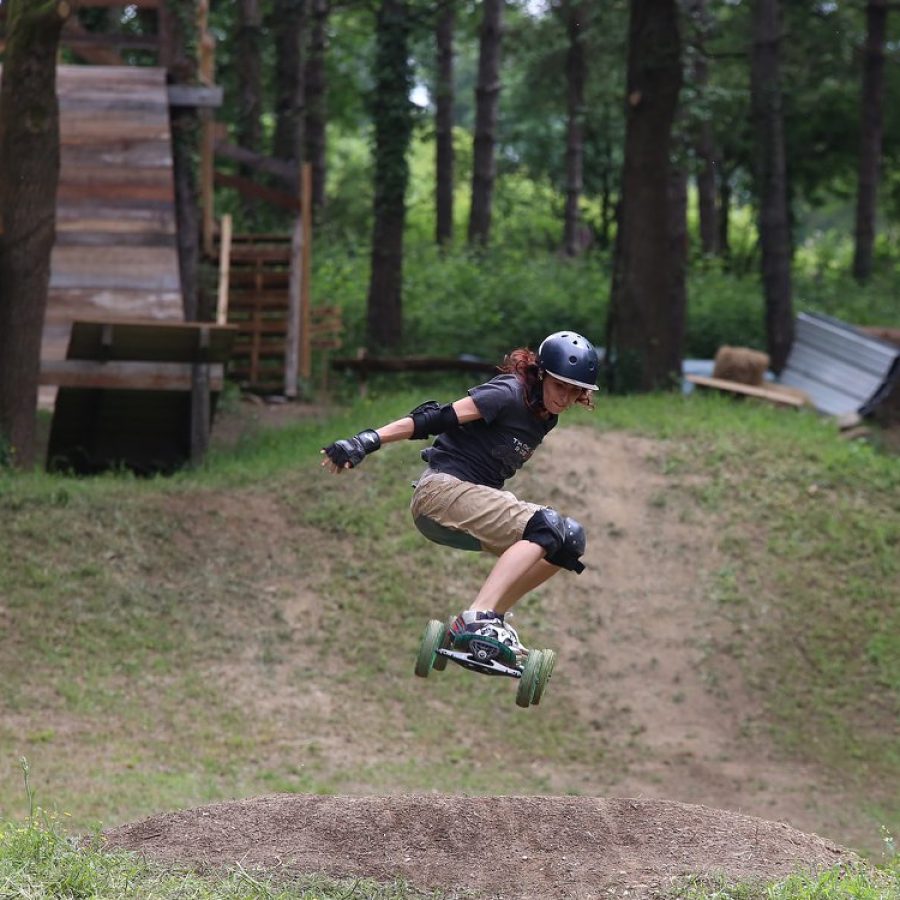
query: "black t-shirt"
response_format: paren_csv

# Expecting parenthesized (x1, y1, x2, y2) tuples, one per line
(424, 374, 557, 489)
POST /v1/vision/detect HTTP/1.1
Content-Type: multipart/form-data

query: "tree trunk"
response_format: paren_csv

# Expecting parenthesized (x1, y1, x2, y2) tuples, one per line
(305, 0, 329, 217)
(686, 0, 718, 256)
(467, 0, 503, 247)
(366, 0, 412, 351)
(750, 0, 793, 373)
(160, 0, 209, 463)
(718, 167, 731, 259)
(0, 0, 70, 469)
(562, 0, 587, 257)
(852, 0, 887, 284)
(159, 0, 201, 321)
(435, 0, 455, 247)
(272, 0, 307, 192)
(606, 0, 683, 392)
(668, 162, 688, 357)
(235, 0, 263, 222)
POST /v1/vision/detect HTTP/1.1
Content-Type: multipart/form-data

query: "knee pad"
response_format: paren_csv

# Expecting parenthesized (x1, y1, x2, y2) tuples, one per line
(523, 508, 566, 556)
(524, 509, 586, 574)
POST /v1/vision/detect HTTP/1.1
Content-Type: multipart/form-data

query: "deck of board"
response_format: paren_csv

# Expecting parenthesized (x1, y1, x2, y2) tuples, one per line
(45, 65, 183, 368)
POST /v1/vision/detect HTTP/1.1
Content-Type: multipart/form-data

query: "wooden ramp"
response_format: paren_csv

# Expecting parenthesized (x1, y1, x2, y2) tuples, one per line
(43, 65, 183, 398)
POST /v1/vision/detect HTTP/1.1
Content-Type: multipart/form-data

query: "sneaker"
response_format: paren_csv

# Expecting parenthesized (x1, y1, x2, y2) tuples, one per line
(449, 609, 526, 663)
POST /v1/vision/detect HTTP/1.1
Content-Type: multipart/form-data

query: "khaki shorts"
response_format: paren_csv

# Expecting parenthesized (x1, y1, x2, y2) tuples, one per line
(409, 469, 542, 557)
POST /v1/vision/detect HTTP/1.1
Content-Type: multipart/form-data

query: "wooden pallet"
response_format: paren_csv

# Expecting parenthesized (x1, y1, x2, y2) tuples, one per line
(215, 233, 341, 394)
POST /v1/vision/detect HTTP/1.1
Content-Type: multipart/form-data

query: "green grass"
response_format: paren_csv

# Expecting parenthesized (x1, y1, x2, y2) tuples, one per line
(0, 388, 897, 852)
(672, 856, 900, 900)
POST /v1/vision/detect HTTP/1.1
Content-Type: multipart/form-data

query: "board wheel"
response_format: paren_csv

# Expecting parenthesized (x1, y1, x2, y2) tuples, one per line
(432, 618, 453, 671)
(515, 649, 544, 708)
(415, 619, 446, 678)
(531, 648, 557, 705)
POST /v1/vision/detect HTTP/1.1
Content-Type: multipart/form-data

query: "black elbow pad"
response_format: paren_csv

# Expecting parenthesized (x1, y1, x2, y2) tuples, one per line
(409, 400, 460, 439)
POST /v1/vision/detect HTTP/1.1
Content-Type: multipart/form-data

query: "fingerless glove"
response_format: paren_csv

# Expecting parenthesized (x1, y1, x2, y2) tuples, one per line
(323, 428, 381, 468)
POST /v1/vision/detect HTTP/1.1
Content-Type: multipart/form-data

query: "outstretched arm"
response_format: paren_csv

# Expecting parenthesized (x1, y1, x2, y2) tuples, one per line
(320, 396, 481, 474)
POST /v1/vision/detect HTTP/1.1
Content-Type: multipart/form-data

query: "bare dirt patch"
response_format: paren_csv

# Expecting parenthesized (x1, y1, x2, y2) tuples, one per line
(104, 794, 850, 899)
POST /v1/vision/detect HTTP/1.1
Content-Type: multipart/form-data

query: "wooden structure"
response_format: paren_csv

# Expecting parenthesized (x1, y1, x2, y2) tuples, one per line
(45, 319, 236, 474)
(3, 0, 327, 407)
(43, 64, 184, 386)
(209, 162, 326, 396)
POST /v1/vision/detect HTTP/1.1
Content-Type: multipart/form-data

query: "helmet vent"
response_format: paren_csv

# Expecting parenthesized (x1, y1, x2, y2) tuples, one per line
(568, 355, 577, 364)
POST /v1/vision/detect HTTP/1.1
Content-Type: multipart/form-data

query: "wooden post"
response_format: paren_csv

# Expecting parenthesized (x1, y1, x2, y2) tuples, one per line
(301, 162, 313, 379)
(285, 205, 303, 398)
(190, 325, 211, 466)
(216, 213, 232, 325)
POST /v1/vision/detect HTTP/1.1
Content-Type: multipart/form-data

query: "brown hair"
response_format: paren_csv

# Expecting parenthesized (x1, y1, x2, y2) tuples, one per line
(498, 347, 594, 415)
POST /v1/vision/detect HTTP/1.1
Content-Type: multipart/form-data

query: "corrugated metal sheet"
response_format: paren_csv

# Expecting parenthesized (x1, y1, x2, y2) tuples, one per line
(779, 313, 900, 416)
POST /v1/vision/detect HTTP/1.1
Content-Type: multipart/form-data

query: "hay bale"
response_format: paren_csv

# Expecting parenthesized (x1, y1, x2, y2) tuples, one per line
(713, 346, 770, 387)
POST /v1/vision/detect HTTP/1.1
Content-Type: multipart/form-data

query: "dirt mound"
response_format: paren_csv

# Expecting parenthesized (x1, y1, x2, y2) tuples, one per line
(104, 794, 850, 898)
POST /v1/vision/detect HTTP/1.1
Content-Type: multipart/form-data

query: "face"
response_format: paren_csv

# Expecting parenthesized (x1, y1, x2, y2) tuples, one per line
(542, 373, 586, 414)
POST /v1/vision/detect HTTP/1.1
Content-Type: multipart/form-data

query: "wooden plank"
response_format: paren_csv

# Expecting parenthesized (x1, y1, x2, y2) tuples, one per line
(40, 359, 225, 391)
(214, 171, 299, 212)
(50, 246, 181, 292)
(58, 167, 176, 189)
(286, 212, 303, 397)
(62, 141, 174, 169)
(216, 215, 233, 326)
(55, 231, 177, 248)
(685, 374, 810, 408)
(167, 84, 223, 108)
(213, 141, 295, 182)
(65, 319, 237, 364)
(56, 203, 177, 231)
(46, 290, 183, 322)
(56, 65, 166, 91)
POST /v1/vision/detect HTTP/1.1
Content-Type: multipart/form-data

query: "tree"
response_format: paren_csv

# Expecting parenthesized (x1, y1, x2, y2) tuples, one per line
(685, 0, 718, 256)
(366, 0, 413, 350)
(750, 0, 792, 373)
(234, 0, 263, 221)
(0, 0, 70, 469)
(468, 0, 503, 247)
(853, 0, 888, 284)
(159, 0, 201, 320)
(305, 0, 329, 216)
(560, 0, 588, 257)
(435, 0, 455, 247)
(272, 0, 308, 186)
(606, 0, 683, 391)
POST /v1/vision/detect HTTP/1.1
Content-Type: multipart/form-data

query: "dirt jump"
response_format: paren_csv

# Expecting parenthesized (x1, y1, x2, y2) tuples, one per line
(104, 794, 849, 898)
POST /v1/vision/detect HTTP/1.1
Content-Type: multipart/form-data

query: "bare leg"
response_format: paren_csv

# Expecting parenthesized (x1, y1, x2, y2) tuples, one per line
(494, 558, 559, 614)
(470, 540, 560, 614)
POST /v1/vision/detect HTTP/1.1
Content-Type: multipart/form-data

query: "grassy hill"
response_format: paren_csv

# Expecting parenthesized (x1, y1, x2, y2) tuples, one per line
(0, 388, 897, 864)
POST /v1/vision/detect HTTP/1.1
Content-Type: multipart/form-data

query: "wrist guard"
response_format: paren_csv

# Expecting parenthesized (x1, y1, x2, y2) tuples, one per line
(323, 428, 381, 468)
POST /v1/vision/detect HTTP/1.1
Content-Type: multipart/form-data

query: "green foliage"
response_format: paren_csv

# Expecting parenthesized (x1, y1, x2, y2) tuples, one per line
(673, 855, 900, 900)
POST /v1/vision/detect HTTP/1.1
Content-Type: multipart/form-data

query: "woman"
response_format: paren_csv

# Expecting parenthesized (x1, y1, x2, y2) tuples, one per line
(321, 330, 599, 661)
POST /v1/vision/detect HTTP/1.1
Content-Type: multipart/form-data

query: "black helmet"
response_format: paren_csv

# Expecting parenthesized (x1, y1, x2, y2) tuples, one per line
(538, 331, 600, 391)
